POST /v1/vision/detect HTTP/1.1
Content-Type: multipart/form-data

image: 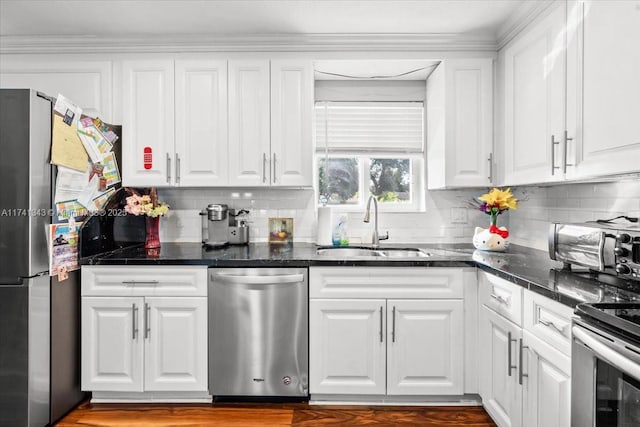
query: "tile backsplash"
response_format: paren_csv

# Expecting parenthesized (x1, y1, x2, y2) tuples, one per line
(508, 180, 640, 250)
(157, 187, 486, 244)
(157, 179, 640, 249)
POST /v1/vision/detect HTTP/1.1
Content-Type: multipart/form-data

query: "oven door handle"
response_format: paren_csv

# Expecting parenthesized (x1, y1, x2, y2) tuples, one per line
(573, 326, 640, 379)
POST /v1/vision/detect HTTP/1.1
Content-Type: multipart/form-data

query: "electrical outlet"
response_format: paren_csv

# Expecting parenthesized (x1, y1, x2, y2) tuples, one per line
(451, 207, 468, 224)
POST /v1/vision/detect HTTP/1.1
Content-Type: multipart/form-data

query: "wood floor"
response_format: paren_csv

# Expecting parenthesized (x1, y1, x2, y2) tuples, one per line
(56, 401, 497, 426)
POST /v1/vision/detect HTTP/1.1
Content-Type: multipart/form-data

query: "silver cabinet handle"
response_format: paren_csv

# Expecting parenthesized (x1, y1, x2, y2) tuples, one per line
(273, 152, 277, 183)
(132, 304, 138, 340)
(392, 306, 396, 343)
(539, 319, 565, 335)
(519, 338, 528, 385)
(214, 273, 303, 284)
(563, 130, 574, 173)
(490, 293, 509, 306)
(379, 306, 384, 343)
(144, 303, 150, 339)
(122, 280, 159, 285)
(262, 153, 267, 183)
(176, 153, 181, 184)
(507, 332, 517, 377)
(487, 152, 493, 183)
(166, 153, 171, 183)
(551, 135, 560, 175)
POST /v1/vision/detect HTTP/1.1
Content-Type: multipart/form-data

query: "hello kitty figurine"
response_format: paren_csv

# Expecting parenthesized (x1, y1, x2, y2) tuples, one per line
(472, 225, 510, 252)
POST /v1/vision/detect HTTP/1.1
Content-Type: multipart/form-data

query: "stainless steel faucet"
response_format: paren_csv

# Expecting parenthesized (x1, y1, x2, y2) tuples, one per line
(363, 195, 389, 248)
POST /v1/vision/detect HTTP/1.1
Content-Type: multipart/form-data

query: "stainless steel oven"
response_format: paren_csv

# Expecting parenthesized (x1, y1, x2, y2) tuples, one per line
(572, 304, 640, 426)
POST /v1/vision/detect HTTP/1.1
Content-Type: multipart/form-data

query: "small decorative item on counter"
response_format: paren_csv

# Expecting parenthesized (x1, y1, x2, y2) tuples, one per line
(268, 217, 293, 245)
(469, 187, 518, 252)
(332, 214, 349, 246)
(124, 187, 170, 249)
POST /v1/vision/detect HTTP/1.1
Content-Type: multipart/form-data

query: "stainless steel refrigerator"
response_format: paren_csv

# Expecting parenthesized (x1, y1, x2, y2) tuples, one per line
(0, 89, 85, 426)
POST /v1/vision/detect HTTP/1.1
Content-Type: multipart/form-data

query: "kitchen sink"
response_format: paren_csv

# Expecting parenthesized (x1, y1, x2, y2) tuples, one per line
(316, 247, 431, 259)
(316, 247, 385, 257)
(377, 248, 431, 258)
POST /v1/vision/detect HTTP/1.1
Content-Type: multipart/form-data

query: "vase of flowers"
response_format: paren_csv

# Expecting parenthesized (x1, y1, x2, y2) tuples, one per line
(124, 187, 170, 249)
(469, 188, 518, 252)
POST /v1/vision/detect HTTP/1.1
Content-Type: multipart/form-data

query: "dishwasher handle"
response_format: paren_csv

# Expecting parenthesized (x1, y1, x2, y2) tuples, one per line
(213, 273, 304, 285)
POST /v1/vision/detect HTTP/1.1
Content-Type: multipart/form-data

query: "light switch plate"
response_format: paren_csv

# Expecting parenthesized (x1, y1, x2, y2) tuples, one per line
(450, 207, 468, 224)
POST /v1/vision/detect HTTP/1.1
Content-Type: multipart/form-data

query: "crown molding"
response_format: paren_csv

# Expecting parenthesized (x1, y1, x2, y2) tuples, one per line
(0, 33, 499, 54)
(496, 0, 559, 50)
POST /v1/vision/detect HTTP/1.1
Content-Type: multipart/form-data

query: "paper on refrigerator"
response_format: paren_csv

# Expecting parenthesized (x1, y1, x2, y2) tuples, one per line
(54, 165, 90, 203)
(49, 222, 82, 278)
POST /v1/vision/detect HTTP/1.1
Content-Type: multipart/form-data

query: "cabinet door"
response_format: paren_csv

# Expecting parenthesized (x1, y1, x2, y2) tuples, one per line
(522, 331, 571, 427)
(480, 306, 523, 427)
(270, 60, 314, 187)
(81, 297, 144, 392)
(309, 299, 386, 395)
(502, 3, 566, 185)
(175, 60, 228, 186)
(427, 59, 493, 189)
(228, 60, 271, 186)
(144, 297, 208, 392)
(387, 299, 464, 395)
(566, 0, 640, 179)
(121, 60, 175, 187)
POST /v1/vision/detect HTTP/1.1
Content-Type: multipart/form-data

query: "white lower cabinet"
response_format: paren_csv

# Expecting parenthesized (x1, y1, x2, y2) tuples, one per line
(480, 305, 523, 427)
(522, 331, 571, 427)
(478, 272, 571, 427)
(310, 299, 386, 395)
(309, 267, 468, 398)
(82, 297, 144, 392)
(81, 266, 209, 401)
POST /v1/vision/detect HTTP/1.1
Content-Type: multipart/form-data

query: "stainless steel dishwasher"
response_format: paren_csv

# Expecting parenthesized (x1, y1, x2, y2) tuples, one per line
(208, 268, 308, 397)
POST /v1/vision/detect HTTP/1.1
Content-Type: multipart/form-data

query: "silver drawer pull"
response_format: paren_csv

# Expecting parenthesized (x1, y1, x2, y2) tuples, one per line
(490, 293, 510, 306)
(539, 319, 565, 334)
(144, 303, 151, 339)
(132, 304, 138, 340)
(508, 332, 517, 377)
(122, 280, 160, 285)
(519, 338, 528, 385)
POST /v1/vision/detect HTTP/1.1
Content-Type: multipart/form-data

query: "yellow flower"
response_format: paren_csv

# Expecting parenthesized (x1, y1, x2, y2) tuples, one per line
(478, 188, 518, 211)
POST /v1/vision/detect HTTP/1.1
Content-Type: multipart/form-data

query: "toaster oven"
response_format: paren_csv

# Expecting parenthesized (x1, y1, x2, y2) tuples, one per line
(549, 222, 640, 281)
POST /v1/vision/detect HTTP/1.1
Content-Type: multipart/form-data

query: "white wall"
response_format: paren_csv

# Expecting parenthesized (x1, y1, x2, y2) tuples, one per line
(158, 187, 487, 244)
(508, 180, 640, 250)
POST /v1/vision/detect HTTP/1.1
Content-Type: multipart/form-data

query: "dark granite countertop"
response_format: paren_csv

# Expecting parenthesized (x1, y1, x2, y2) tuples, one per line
(80, 242, 640, 308)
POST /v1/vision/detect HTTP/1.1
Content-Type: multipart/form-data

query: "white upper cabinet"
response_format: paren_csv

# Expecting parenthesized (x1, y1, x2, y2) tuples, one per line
(228, 59, 314, 187)
(270, 60, 314, 187)
(565, 0, 640, 179)
(122, 57, 313, 188)
(121, 59, 175, 187)
(228, 60, 271, 186)
(0, 58, 113, 121)
(501, 3, 566, 185)
(123, 59, 228, 187)
(175, 60, 229, 186)
(427, 58, 494, 189)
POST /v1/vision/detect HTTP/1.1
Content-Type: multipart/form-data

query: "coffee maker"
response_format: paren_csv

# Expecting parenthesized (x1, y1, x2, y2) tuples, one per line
(228, 209, 250, 245)
(200, 204, 229, 247)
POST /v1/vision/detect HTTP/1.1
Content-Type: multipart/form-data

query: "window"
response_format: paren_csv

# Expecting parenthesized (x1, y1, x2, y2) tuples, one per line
(315, 101, 425, 211)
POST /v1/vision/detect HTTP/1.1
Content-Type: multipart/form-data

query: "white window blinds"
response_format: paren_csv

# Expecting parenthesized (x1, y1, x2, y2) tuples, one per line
(315, 102, 424, 153)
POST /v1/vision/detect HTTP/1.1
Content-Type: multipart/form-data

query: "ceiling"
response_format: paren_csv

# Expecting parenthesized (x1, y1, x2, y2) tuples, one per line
(0, 0, 528, 39)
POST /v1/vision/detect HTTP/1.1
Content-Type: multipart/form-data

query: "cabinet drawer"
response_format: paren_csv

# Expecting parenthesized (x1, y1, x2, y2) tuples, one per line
(309, 267, 466, 299)
(478, 271, 523, 327)
(82, 266, 207, 297)
(523, 290, 573, 357)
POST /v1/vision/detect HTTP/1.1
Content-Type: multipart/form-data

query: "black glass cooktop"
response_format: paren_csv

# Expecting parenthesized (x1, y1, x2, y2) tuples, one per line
(576, 303, 640, 344)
